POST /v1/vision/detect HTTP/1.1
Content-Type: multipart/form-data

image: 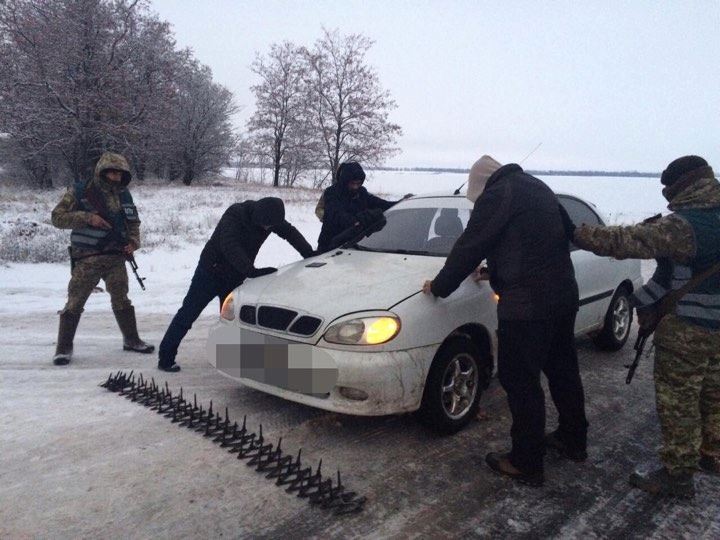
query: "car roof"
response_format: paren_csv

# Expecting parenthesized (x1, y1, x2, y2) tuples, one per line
(403, 191, 598, 208)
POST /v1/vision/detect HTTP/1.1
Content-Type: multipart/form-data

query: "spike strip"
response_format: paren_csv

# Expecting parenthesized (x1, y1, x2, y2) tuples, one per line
(99, 371, 365, 515)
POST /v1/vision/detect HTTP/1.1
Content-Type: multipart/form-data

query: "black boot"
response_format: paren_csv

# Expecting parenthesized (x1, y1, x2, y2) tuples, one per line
(629, 467, 695, 498)
(113, 307, 155, 353)
(485, 452, 544, 487)
(545, 429, 588, 462)
(699, 454, 720, 475)
(53, 311, 81, 365)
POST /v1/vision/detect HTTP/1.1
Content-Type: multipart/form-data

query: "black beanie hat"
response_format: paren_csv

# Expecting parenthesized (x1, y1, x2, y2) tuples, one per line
(251, 197, 285, 228)
(660, 155, 708, 186)
(338, 161, 365, 186)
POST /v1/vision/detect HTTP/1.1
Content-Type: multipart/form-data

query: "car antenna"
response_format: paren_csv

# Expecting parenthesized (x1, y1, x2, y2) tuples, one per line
(453, 143, 542, 196)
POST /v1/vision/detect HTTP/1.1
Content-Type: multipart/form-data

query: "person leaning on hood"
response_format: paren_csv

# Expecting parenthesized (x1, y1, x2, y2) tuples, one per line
(157, 197, 315, 372)
(572, 155, 720, 497)
(422, 155, 588, 487)
(50, 151, 154, 366)
(316, 161, 412, 252)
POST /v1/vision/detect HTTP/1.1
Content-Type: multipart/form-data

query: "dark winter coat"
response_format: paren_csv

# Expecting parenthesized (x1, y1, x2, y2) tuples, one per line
(431, 164, 579, 320)
(199, 198, 314, 290)
(317, 180, 397, 252)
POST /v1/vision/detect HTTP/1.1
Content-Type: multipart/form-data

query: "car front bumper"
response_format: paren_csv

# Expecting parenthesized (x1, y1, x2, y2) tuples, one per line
(206, 322, 437, 416)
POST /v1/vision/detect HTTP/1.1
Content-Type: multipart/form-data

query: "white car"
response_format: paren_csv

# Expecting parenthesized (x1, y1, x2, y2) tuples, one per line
(207, 193, 642, 433)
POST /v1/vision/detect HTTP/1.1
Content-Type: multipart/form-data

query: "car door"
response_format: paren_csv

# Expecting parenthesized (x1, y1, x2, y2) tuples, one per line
(558, 195, 619, 333)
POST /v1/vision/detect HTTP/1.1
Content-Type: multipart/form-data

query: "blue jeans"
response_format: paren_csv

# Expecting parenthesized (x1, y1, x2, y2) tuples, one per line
(159, 263, 233, 366)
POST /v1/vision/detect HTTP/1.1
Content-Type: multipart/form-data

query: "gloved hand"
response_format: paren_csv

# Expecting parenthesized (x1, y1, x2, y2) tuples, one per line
(247, 267, 277, 278)
(357, 208, 384, 228)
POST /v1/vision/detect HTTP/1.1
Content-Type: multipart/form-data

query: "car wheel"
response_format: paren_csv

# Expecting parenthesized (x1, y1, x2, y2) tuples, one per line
(418, 336, 491, 434)
(593, 286, 633, 351)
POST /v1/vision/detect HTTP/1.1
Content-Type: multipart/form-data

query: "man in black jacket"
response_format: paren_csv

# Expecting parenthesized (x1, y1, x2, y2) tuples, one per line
(317, 162, 409, 252)
(158, 197, 314, 372)
(423, 155, 588, 486)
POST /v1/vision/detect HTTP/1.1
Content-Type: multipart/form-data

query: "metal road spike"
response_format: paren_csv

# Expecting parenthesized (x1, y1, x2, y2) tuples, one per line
(285, 467, 312, 492)
(225, 407, 229, 423)
(265, 454, 294, 479)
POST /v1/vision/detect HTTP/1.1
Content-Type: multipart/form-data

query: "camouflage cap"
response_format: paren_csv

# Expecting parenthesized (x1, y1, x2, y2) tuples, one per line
(95, 152, 132, 186)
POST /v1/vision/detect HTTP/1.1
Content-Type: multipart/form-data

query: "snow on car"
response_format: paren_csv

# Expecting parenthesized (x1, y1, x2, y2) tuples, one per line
(207, 193, 642, 433)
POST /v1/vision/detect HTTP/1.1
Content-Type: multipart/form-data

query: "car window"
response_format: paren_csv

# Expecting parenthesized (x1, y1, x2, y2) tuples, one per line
(559, 196, 603, 227)
(559, 196, 603, 252)
(356, 206, 471, 256)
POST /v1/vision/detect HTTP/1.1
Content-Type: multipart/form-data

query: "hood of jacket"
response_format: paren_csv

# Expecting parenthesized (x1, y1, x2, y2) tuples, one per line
(94, 152, 132, 187)
(250, 197, 286, 229)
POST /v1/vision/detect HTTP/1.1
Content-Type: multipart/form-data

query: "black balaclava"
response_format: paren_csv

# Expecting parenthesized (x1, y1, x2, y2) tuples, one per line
(251, 197, 285, 229)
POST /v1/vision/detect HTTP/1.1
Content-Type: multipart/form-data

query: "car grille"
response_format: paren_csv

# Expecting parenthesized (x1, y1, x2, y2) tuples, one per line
(240, 304, 323, 337)
(289, 316, 322, 336)
(239, 305, 256, 325)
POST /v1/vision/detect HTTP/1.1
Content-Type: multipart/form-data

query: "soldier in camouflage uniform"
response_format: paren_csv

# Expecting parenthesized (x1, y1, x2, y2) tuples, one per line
(51, 152, 154, 365)
(573, 155, 720, 498)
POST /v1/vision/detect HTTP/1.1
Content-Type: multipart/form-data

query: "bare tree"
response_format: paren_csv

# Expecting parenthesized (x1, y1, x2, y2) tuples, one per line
(247, 42, 311, 187)
(0, 0, 237, 187)
(303, 29, 401, 184)
(166, 59, 238, 185)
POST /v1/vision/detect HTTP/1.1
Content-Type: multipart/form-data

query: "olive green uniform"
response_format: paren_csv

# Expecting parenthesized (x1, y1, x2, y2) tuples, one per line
(575, 174, 720, 473)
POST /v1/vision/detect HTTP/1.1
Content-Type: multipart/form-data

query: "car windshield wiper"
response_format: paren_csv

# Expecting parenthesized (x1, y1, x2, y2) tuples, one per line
(385, 248, 431, 256)
(351, 244, 383, 252)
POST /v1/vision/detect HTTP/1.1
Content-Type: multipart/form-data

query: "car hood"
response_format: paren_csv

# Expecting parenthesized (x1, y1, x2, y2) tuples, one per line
(236, 249, 447, 322)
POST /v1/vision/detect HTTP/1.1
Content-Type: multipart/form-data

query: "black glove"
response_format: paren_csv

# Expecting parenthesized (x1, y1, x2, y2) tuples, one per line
(247, 266, 277, 278)
(357, 208, 384, 228)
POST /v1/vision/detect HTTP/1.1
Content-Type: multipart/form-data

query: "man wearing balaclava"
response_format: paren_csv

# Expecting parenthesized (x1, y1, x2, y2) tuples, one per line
(158, 197, 314, 372)
(423, 155, 587, 487)
(573, 156, 720, 498)
(316, 161, 411, 252)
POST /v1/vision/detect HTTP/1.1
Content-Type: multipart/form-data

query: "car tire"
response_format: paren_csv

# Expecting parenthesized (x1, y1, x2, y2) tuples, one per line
(418, 336, 491, 434)
(593, 286, 633, 351)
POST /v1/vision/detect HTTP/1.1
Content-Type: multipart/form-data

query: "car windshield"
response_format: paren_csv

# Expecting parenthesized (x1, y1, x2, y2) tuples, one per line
(355, 202, 471, 256)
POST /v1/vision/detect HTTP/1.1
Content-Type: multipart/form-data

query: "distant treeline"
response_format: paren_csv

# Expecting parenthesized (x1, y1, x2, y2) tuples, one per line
(371, 166, 660, 178)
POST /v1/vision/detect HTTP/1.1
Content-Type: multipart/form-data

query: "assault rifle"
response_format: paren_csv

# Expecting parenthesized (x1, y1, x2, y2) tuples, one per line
(626, 261, 720, 384)
(84, 185, 147, 290)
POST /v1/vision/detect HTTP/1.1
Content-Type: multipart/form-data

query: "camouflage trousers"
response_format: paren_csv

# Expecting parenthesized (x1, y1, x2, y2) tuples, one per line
(653, 314, 720, 472)
(63, 254, 132, 315)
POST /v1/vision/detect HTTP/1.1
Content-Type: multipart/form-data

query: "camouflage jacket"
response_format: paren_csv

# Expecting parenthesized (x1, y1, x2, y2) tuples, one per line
(573, 174, 720, 263)
(51, 152, 141, 255)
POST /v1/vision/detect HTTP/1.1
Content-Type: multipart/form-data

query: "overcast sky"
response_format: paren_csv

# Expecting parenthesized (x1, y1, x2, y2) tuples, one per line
(151, 1, 719, 172)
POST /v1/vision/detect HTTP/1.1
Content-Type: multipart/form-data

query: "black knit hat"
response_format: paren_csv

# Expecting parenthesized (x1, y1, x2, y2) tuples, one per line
(660, 155, 708, 186)
(338, 161, 365, 186)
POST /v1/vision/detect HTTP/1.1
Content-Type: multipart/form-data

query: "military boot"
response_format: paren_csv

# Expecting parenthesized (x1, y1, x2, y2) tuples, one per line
(699, 454, 720, 475)
(628, 467, 695, 498)
(53, 311, 81, 365)
(113, 307, 155, 353)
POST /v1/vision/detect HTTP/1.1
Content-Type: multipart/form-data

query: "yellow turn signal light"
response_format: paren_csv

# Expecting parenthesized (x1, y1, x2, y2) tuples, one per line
(365, 317, 400, 345)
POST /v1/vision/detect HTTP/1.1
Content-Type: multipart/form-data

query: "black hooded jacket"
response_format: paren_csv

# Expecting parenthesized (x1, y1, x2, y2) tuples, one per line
(431, 164, 579, 320)
(317, 177, 397, 252)
(199, 198, 314, 290)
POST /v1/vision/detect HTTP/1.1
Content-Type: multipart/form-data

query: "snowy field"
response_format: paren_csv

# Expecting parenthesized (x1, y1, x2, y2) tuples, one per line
(0, 169, 665, 319)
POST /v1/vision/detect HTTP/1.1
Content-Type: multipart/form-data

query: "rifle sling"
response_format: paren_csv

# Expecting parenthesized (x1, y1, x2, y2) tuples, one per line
(658, 261, 720, 318)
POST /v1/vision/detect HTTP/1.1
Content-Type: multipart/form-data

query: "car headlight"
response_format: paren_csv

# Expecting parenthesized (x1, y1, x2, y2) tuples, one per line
(324, 316, 400, 345)
(220, 292, 235, 321)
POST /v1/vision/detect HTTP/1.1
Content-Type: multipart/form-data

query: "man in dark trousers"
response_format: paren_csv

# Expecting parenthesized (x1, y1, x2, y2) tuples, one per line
(158, 197, 314, 372)
(316, 161, 410, 252)
(422, 155, 588, 486)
